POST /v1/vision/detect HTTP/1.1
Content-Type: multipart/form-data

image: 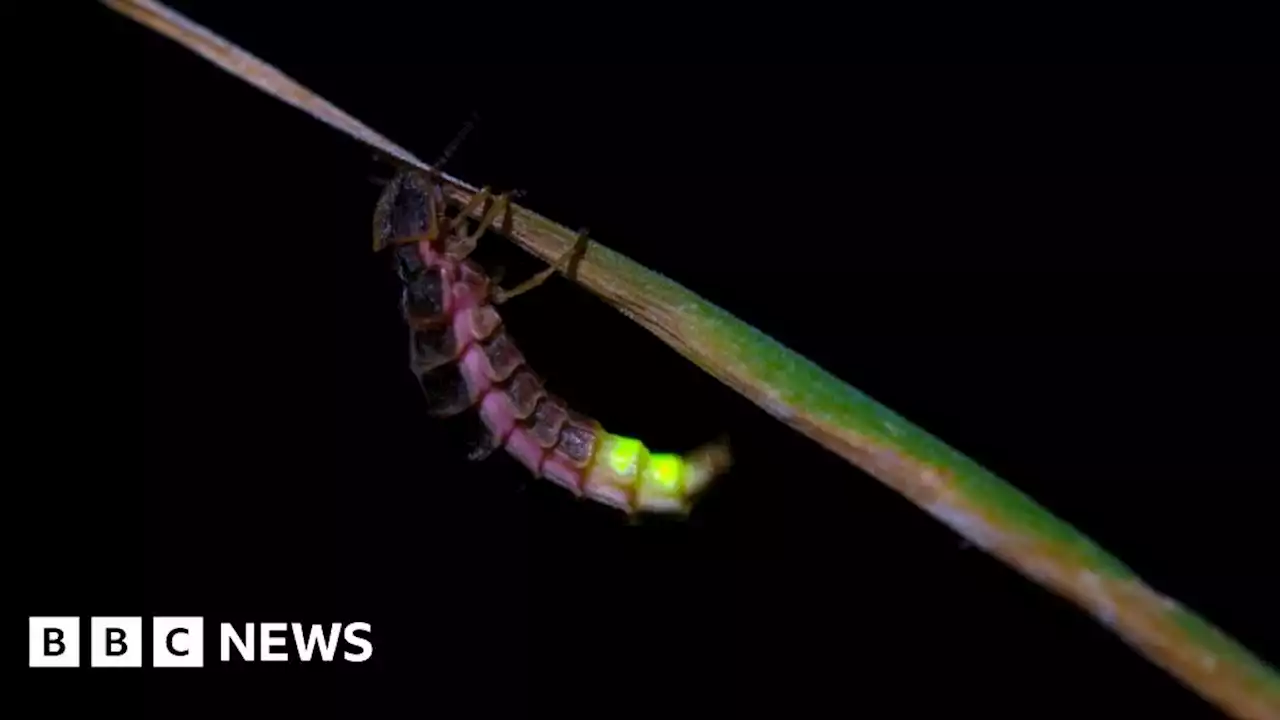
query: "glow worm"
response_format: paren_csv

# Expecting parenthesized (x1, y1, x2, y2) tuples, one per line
(373, 170, 731, 514)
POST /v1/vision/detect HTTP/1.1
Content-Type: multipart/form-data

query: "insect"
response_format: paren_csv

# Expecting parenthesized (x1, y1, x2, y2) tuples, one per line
(370, 163, 732, 515)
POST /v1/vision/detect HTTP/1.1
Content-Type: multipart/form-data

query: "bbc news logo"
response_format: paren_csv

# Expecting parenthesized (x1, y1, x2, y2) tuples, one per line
(29, 617, 372, 667)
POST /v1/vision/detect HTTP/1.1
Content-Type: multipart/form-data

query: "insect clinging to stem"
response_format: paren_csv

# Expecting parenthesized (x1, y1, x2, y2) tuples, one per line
(370, 122, 733, 515)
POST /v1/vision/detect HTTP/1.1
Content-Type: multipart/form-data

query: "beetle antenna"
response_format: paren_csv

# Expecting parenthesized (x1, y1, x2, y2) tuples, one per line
(433, 111, 480, 171)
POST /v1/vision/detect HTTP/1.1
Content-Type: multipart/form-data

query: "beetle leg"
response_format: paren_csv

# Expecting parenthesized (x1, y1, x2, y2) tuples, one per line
(451, 186, 493, 230)
(447, 189, 509, 259)
(467, 429, 501, 461)
(491, 228, 589, 304)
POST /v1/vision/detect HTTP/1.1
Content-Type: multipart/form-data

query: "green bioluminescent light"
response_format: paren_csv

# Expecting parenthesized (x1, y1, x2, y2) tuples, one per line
(604, 435, 643, 477)
(643, 453, 683, 493)
(600, 436, 685, 494)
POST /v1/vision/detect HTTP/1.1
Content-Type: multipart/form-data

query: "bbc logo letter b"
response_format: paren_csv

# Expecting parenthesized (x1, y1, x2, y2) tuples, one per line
(92, 617, 142, 667)
(154, 617, 203, 667)
(30, 617, 79, 667)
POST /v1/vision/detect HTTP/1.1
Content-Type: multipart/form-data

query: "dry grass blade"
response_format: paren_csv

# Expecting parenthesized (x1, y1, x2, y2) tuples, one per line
(100, 0, 465, 185)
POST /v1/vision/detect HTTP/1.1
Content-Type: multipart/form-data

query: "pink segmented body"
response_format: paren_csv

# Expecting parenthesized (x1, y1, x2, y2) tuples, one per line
(373, 170, 730, 515)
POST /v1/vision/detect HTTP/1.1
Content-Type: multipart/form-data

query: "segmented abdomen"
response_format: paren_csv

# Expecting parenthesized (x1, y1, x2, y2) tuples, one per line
(393, 240, 725, 514)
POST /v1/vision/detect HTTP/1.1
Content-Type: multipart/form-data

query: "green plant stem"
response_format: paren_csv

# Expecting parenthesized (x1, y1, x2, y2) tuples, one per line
(105, 1, 1280, 716)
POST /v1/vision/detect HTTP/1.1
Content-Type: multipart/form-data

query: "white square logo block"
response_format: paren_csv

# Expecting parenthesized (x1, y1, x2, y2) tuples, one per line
(153, 617, 204, 667)
(29, 617, 79, 667)
(91, 617, 142, 667)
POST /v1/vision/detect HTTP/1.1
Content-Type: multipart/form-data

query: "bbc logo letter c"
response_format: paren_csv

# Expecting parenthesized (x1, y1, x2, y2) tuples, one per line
(153, 617, 204, 667)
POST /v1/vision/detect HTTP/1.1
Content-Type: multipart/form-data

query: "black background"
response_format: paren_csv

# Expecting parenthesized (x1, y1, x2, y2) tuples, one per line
(31, 4, 1278, 718)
